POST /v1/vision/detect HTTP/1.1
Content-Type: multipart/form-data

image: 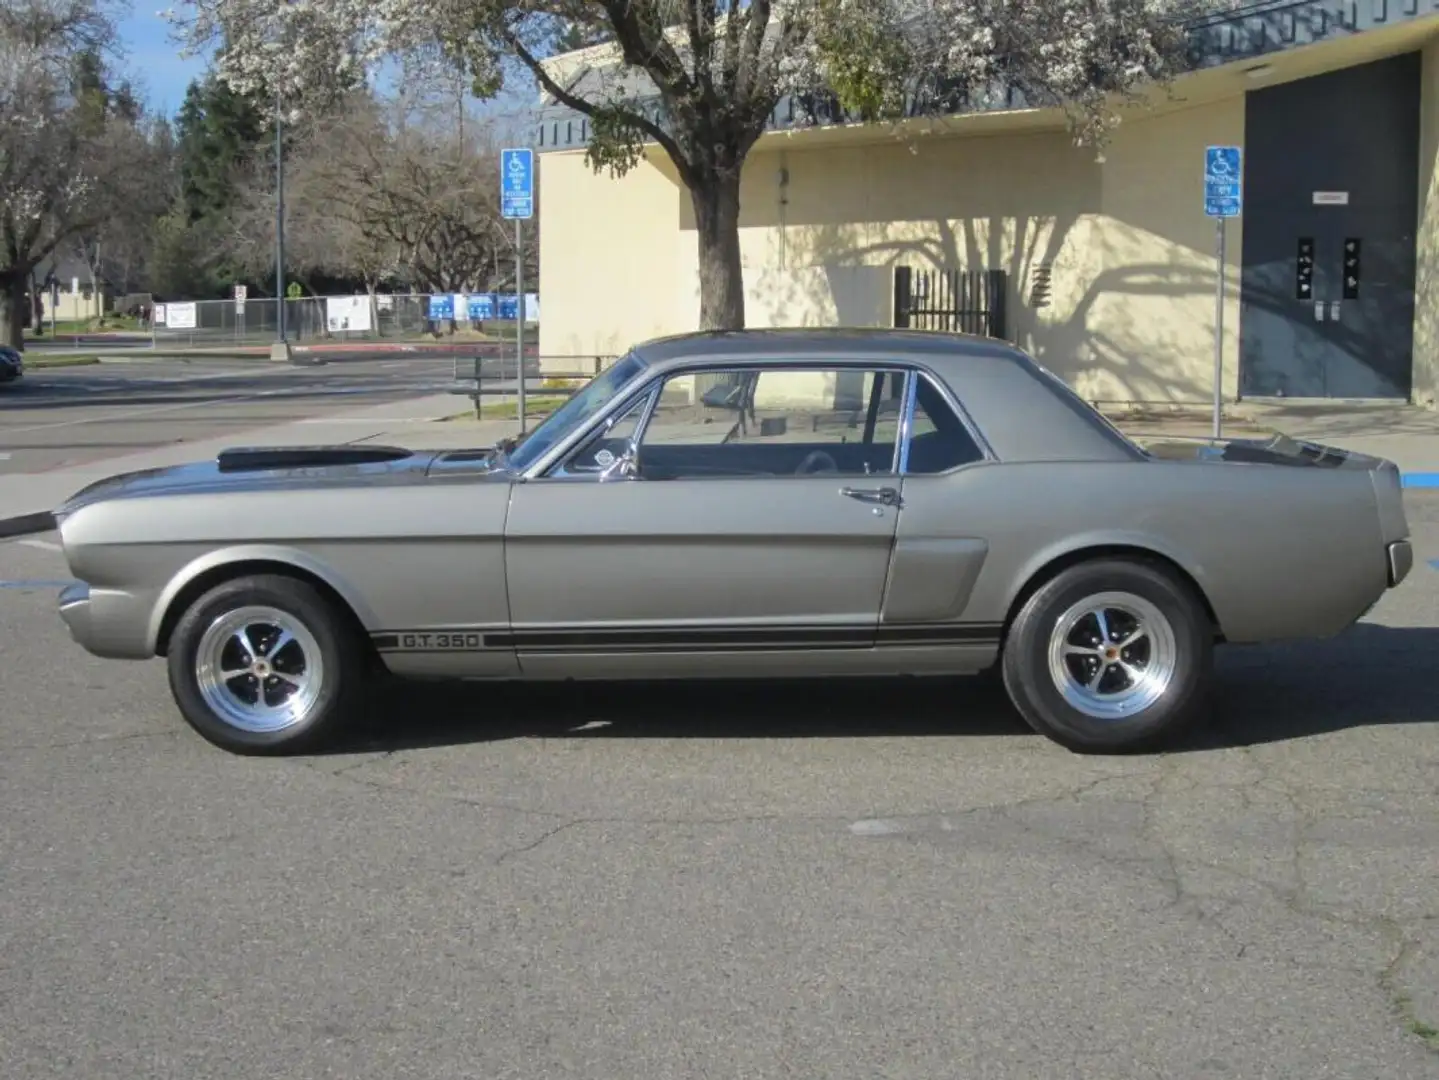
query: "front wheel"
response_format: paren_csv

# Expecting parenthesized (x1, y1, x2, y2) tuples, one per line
(166, 573, 366, 755)
(1000, 558, 1215, 753)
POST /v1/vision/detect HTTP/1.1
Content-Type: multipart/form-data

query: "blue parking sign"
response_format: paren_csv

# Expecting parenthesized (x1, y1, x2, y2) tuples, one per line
(1204, 145, 1242, 218)
(501, 148, 533, 220)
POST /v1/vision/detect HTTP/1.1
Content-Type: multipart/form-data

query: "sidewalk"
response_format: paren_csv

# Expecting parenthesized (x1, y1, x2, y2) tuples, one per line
(5, 394, 1439, 539)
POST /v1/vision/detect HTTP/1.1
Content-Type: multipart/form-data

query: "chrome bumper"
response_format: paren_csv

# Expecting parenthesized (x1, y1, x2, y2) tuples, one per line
(1387, 540, 1413, 588)
(55, 581, 158, 659)
(57, 582, 94, 647)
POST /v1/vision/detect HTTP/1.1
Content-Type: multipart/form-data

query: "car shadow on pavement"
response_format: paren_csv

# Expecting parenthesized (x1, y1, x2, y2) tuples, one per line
(332, 622, 1439, 756)
(340, 668, 1030, 753)
(1191, 621, 1439, 751)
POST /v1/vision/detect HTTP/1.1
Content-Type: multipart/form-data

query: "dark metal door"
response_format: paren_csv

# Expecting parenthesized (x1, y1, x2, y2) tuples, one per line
(1238, 53, 1420, 399)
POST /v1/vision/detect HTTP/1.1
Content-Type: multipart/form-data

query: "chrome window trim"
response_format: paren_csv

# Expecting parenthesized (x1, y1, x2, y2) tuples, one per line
(894, 370, 917, 475)
(521, 360, 654, 479)
(898, 369, 996, 476)
(593, 359, 911, 481)
(547, 384, 660, 479)
(522, 350, 996, 480)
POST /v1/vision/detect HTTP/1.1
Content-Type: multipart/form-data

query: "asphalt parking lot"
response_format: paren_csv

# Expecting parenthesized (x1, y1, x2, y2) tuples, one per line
(0, 356, 476, 474)
(2, 495, 1437, 1079)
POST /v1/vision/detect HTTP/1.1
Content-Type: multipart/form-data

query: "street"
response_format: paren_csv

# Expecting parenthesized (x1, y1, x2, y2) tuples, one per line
(0, 355, 495, 474)
(1, 472, 1437, 1076)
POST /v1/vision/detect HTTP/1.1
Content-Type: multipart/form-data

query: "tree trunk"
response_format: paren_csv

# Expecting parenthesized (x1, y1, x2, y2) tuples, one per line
(0, 272, 27, 351)
(690, 170, 746, 330)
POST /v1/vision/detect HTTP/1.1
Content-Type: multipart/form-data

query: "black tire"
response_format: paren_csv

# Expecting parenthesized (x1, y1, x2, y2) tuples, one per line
(166, 573, 366, 755)
(1000, 557, 1214, 753)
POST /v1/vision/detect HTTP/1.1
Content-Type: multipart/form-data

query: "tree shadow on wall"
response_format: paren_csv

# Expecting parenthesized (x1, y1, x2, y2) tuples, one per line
(775, 213, 1242, 405)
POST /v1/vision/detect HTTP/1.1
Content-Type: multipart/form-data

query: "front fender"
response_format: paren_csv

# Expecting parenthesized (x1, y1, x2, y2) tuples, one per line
(146, 543, 383, 654)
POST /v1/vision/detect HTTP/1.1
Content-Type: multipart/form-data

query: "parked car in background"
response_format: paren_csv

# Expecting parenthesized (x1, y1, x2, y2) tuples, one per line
(0, 345, 23, 384)
(49, 328, 1413, 757)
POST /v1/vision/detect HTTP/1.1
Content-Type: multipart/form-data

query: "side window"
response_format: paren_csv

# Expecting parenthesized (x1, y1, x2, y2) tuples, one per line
(904, 375, 985, 474)
(561, 389, 653, 474)
(635, 366, 905, 479)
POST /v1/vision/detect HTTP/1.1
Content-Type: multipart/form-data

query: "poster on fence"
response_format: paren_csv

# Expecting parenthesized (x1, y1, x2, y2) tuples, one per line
(165, 302, 197, 329)
(325, 295, 372, 333)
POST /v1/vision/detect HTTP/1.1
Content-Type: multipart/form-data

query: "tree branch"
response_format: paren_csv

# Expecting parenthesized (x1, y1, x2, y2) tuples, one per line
(503, 28, 695, 182)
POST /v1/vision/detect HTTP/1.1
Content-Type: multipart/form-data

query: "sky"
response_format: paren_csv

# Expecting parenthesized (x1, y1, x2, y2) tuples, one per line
(117, 6, 211, 117)
(115, 6, 540, 140)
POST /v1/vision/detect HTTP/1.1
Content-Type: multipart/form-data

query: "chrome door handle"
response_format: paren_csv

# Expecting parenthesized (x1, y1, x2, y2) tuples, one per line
(840, 485, 900, 506)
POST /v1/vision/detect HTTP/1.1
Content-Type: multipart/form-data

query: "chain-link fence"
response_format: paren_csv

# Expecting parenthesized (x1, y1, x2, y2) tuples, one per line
(151, 293, 537, 348)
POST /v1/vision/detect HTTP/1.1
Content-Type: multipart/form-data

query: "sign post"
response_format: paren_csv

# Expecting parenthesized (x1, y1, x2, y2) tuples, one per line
(1204, 145, 1243, 439)
(234, 284, 247, 342)
(501, 148, 534, 432)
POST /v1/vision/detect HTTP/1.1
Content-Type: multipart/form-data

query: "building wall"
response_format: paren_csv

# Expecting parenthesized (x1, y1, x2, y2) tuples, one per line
(1415, 39, 1439, 409)
(39, 288, 105, 323)
(536, 150, 682, 363)
(540, 97, 1248, 404)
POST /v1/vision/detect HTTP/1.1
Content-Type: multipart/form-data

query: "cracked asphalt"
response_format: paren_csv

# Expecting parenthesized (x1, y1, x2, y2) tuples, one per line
(2, 498, 1438, 1079)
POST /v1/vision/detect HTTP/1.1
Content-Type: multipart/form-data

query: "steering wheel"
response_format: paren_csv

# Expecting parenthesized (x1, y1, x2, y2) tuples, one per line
(795, 450, 839, 475)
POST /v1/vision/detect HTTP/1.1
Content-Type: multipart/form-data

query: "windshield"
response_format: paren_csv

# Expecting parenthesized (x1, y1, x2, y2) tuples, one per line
(507, 352, 647, 472)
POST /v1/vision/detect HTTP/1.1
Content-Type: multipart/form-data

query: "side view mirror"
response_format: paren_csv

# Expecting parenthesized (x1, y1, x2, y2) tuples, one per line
(598, 440, 639, 481)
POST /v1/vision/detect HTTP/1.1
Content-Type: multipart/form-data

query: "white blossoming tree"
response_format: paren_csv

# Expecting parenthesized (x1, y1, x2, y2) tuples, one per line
(0, 0, 159, 349)
(166, 0, 1200, 331)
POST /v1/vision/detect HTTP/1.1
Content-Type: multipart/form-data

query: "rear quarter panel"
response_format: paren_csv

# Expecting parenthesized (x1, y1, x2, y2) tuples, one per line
(898, 458, 1388, 643)
(59, 478, 516, 675)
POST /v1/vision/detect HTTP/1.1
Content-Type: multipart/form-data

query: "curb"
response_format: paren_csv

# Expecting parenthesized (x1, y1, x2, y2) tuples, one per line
(1402, 473, 1439, 489)
(0, 511, 57, 540)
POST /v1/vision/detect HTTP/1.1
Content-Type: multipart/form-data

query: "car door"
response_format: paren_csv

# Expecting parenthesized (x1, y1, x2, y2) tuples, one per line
(502, 360, 908, 679)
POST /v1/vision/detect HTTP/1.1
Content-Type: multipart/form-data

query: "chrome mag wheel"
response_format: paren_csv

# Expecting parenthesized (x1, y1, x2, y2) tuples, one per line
(194, 605, 325, 733)
(1045, 590, 1178, 720)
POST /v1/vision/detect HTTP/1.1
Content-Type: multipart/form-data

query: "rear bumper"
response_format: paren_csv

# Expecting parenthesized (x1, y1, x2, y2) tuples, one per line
(1387, 539, 1413, 588)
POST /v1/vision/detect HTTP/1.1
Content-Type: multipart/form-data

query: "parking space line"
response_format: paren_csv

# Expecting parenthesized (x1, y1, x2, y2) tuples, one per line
(17, 539, 61, 552)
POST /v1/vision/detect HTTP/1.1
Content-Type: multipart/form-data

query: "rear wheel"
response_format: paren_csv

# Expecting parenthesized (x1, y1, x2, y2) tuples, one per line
(1000, 558, 1214, 753)
(166, 574, 366, 755)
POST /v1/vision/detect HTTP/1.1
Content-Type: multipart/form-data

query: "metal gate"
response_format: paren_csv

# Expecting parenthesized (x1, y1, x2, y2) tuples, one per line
(892, 267, 1007, 339)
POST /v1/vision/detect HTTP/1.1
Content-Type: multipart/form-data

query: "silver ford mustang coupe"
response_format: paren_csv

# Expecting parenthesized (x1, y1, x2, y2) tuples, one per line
(51, 328, 1413, 756)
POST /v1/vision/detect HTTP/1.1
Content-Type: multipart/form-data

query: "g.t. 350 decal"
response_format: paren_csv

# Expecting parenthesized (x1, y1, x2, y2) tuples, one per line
(376, 631, 488, 652)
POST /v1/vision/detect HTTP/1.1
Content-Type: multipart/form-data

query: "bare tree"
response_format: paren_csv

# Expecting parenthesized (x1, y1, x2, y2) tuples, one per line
(0, 0, 155, 347)
(169, 0, 1194, 332)
(222, 85, 534, 305)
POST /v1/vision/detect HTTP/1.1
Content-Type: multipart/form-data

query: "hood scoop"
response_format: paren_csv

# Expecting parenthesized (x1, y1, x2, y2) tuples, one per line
(216, 444, 415, 472)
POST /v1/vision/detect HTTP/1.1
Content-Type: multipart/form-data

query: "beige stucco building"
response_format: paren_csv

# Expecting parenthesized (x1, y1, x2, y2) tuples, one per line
(535, 6, 1439, 410)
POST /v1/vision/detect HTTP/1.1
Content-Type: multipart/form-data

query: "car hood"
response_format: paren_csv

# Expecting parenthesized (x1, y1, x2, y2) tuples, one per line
(54, 443, 511, 518)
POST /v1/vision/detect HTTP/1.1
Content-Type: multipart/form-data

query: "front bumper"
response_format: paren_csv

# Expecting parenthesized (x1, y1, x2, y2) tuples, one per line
(56, 582, 154, 659)
(58, 582, 94, 647)
(1387, 539, 1413, 588)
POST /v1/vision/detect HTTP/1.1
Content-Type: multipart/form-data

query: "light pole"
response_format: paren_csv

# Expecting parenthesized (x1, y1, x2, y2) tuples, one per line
(274, 85, 287, 346)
